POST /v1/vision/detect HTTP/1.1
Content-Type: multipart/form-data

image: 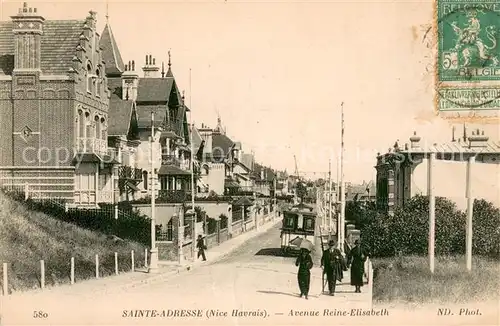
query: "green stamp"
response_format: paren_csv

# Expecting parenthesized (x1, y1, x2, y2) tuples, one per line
(437, 0, 500, 82)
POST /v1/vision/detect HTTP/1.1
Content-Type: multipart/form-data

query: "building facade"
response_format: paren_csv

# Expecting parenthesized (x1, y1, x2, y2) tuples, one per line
(376, 128, 500, 214)
(0, 4, 118, 206)
(100, 21, 195, 203)
(197, 120, 236, 196)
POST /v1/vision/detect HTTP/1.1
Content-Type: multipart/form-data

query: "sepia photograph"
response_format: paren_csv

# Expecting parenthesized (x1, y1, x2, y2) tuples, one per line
(0, 0, 499, 325)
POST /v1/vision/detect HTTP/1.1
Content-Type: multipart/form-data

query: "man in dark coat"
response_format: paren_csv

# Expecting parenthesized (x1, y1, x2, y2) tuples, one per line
(321, 240, 343, 296)
(196, 235, 207, 261)
(295, 248, 313, 299)
(347, 239, 369, 293)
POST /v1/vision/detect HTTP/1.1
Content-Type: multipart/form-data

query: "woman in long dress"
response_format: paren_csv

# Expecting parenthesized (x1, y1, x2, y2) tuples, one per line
(347, 240, 369, 293)
(295, 248, 313, 299)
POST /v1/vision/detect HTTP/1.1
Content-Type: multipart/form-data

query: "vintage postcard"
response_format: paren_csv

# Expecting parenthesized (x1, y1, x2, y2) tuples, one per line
(0, 0, 499, 325)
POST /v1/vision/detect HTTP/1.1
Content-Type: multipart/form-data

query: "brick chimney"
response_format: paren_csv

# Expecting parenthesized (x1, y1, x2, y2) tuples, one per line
(122, 60, 139, 101)
(142, 54, 160, 78)
(11, 2, 45, 71)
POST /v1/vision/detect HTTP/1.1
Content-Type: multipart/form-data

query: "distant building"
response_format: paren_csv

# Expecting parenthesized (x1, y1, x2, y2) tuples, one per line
(345, 180, 376, 203)
(375, 127, 500, 214)
(198, 119, 236, 196)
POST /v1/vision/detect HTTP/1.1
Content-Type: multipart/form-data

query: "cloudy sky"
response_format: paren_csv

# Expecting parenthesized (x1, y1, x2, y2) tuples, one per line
(1, 0, 498, 183)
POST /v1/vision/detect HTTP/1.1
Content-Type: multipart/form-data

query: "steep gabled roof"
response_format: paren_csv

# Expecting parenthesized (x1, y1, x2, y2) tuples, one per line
(136, 104, 167, 129)
(106, 77, 135, 136)
(137, 77, 174, 102)
(241, 153, 254, 171)
(99, 24, 125, 77)
(211, 133, 235, 160)
(0, 20, 85, 75)
(190, 125, 205, 160)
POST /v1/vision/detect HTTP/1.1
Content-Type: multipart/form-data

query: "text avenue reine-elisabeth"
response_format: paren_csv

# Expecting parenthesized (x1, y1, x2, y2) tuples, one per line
(289, 308, 390, 317)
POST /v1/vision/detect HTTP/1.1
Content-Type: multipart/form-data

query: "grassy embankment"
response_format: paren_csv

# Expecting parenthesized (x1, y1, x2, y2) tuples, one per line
(0, 193, 147, 293)
(372, 255, 500, 304)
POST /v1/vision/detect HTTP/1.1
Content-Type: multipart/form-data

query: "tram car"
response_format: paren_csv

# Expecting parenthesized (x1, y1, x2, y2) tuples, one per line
(280, 208, 316, 255)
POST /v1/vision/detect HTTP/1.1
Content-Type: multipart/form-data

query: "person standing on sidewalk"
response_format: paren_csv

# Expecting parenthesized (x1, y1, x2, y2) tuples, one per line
(347, 239, 369, 293)
(295, 248, 313, 299)
(321, 240, 343, 296)
(197, 235, 207, 261)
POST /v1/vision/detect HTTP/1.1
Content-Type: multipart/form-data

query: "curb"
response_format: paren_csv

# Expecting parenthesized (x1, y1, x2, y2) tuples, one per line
(104, 218, 281, 293)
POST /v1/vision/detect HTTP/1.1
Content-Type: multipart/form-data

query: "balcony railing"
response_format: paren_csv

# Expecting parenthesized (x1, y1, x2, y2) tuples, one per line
(76, 137, 110, 156)
(161, 154, 180, 167)
(118, 166, 143, 180)
(161, 154, 191, 171)
(158, 189, 190, 202)
(162, 119, 181, 133)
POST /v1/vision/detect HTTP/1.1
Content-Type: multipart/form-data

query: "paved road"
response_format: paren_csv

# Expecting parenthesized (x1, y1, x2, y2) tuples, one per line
(2, 224, 373, 325)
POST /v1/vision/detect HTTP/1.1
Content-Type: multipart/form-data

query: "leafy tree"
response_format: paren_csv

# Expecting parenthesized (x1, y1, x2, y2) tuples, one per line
(472, 199, 500, 258)
(358, 195, 500, 258)
(346, 200, 363, 228)
(295, 181, 308, 202)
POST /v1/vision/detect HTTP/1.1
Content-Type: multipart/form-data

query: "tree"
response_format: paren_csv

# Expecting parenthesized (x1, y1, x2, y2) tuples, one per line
(295, 181, 308, 202)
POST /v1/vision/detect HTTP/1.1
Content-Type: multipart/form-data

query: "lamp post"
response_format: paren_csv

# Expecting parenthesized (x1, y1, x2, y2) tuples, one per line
(149, 111, 159, 273)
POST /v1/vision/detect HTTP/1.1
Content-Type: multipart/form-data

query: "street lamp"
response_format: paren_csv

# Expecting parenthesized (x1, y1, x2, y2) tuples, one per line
(149, 111, 160, 273)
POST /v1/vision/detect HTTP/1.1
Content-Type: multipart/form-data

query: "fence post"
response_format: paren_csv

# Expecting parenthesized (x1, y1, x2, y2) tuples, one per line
(40, 260, 45, 289)
(95, 254, 99, 279)
(131, 250, 135, 272)
(114, 205, 118, 220)
(70, 257, 75, 285)
(2, 263, 8, 295)
(145, 248, 148, 268)
(115, 252, 118, 275)
(24, 183, 28, 200)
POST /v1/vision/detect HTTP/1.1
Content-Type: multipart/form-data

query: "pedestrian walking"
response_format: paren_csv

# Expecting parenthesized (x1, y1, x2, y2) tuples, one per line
(321, 240, 343, 296)
(197, 235, 207, 261)
(346, 239, 369, 293)
(295, 248, 313, 299)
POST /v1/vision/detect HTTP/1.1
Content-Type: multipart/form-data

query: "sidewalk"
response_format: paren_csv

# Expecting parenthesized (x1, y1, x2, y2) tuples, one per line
(168, 214, 280, 271)
(6, 215, 281, 299)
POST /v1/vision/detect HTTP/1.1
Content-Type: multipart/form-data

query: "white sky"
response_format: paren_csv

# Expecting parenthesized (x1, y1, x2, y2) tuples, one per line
(1, 0, 498, 183)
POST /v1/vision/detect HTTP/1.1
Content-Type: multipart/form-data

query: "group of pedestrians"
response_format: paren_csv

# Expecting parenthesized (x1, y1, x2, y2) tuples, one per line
(294, 239, 369, 299)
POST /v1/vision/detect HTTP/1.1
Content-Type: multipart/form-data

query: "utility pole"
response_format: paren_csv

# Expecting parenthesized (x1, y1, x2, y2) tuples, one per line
(428, 152, 435, 273)
(339, 102, 345, 254)
(466, 155, 475, 271)
(148, 111, 159, 273)
(328, 159, 332, 239)
(189, 68, 197, 261)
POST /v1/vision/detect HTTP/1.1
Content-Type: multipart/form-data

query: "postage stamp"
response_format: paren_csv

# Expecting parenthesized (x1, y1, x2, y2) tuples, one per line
(435, 0, 500, 120)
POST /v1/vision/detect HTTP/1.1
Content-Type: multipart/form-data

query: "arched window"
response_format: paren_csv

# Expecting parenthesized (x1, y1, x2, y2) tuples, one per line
(94, 115, 100, 139)
(86, 62, 92, 93)
(84, 111, 91, 139)
(77, 109, 84, 139)
(95, 69, 101, 96)
(100, 117, 106, 139)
